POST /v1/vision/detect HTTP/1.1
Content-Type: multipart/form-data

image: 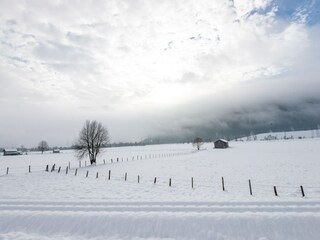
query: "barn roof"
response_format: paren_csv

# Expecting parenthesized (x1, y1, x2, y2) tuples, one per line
(215, 139, 228, 143)
(4, 148, 18, 152)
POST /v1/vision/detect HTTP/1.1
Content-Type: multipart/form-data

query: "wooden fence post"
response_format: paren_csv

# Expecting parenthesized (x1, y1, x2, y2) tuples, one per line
(6, 167, 9, 175)
(273, 186, 278, 196)
(96, 172, 99, 178)
(108, 170, 111, 180)
(125, 172, 127, 181)
(169, 178, 172, 187)
(58, 166, 61, 173)
(222, 177, 225, 191)
(249, 179, 253, 195)
(111, 159, 113, 163)
(29, 165, 31, 173)
(51, 164, 55, 172)
(79, 161, 81, 168)
(66, 167, 68, 174)
(86, 170, 89, 178)
(191, 177, 194, 189)
(300, 185, 305, 197)
(45, 165, 49, 172)
(138, 175, 140, 183)
(154, 177, 157, 184)
(117, 158, 119, 162)
(75, 168, 78, 176)
(103, 159, 105, 164)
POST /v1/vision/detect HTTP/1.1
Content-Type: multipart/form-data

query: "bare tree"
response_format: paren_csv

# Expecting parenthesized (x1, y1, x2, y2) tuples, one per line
(38, 140, 49, 154)
(192, 137, 204, 150)
(74, 120, 110, 164)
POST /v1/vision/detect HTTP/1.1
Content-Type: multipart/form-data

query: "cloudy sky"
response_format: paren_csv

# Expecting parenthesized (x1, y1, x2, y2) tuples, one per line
(0, 0, 320, 147)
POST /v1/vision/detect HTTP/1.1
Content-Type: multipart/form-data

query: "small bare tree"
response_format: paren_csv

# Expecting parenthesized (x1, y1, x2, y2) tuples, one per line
(74, 120, 110, 164)
(192, 137, 204, 150)
(38, 140, 49, 154)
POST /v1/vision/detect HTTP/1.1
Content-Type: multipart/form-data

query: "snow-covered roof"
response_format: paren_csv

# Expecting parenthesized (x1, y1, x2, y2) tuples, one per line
(215, 139, 228, 143)
(4, 148, 18, 152)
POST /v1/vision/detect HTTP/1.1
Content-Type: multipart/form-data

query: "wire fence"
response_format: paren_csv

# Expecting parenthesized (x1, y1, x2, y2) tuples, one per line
(0, 150, 192, 175)
(1, 150, 320, 199)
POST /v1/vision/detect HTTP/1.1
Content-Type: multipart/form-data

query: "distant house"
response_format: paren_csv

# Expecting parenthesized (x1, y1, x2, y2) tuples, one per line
(53, 148, 60, 154)
(3, 148, 21, 156)
(214, 139, 229, 149)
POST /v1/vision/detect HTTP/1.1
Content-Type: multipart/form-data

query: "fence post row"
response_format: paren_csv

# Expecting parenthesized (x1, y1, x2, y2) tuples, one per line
(14, 149, 308, 199)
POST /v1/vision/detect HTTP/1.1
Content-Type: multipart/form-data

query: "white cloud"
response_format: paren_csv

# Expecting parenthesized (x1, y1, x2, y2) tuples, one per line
(0, 0, 319, 146)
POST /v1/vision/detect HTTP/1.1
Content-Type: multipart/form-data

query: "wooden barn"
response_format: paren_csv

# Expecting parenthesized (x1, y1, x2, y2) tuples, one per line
(3, 148, 21, 156)
(53, 148, 60, 153)
(214, 139, 229, 149)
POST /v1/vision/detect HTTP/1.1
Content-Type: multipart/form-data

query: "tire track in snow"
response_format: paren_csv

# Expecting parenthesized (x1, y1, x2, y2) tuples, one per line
(1, 201, 320, 213)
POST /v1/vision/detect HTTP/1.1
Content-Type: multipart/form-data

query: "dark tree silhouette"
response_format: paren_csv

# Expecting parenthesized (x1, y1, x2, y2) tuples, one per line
(74, 120, 110, 164)
(38, 140, 49, 154)
(192, 137, 204, 150)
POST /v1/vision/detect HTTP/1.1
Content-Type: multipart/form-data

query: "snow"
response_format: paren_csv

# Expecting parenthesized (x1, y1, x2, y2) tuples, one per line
(215, 139, 228, 143)
(1, 139, 320, 239)
(240, 129, 320, 141)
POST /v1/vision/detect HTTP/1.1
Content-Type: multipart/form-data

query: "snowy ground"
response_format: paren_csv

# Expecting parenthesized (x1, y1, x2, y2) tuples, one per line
(1, 139, 320, 239)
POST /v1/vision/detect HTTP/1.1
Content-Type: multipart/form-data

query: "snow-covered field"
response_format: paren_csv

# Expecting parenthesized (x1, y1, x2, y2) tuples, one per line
(240, 129, 320, 141)
(1, 139, 320, 239)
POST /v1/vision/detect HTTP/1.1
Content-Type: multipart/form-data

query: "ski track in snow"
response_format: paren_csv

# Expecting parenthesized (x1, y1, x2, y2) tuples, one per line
(1, 200, 320, 240)
(1, 200, 320, 213)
